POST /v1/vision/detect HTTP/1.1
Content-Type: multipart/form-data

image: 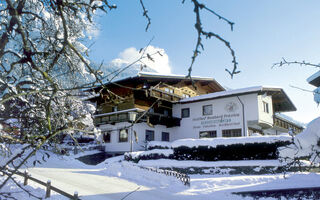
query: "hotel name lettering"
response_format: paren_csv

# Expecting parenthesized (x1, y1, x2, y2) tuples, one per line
(192, 113, 241, 129)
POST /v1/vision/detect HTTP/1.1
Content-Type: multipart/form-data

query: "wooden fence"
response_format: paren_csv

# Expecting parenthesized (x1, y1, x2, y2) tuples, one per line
(5, 169, 80, 200)
(139, 166, 190, 186)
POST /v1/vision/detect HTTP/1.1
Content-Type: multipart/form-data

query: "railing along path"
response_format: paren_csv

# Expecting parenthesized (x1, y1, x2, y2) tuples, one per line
(139, 166, 190, 186)
(4, 168, 80, 200)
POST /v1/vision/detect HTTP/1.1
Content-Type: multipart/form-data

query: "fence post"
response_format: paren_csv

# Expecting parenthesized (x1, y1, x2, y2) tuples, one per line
(74, 146, 78, 155)
(45, 180, 51, 198)
(187, 176, 190, 186)
(24, 170, 28, 186)
(73, 191, 78, 200)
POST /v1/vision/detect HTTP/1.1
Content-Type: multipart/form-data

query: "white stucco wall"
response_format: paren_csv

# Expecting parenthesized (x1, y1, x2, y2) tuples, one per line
(172, 93, 259, 140)
(99, 122, 176, 152)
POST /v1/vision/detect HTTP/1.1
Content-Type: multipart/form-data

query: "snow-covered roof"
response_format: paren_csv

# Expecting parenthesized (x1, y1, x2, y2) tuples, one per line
(307, 70, 320, 87)
(180, 86, 275, 102)
(179, 86, 296, 112)
(137, 72, 215, 81)
(275, 113, 306, 128)
(86, 71, 225, 94)
(101, 71, 222, 86)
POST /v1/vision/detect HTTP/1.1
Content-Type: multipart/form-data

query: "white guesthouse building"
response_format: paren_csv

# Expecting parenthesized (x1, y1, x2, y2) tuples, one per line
(173, 86, 299, 140)
(90, 76, 303, 154)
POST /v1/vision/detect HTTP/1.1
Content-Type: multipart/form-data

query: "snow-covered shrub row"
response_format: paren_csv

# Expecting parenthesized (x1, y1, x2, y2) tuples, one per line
(172, 136, 292, 161)
(171, 135, 292, 149)
(147, 141, 172, 150)
(124, 149, 174, 163)
(126, 136, 293, 162)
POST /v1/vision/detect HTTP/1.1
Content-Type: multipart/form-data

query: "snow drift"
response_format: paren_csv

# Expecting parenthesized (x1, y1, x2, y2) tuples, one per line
(279, 117, 320, 163)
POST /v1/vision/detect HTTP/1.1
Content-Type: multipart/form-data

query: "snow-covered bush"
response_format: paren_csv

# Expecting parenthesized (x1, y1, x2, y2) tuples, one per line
(172, 136, 292, 161)
(126, 136, 292, 162)
(124, 149, 174, 163)
(147, 141, 172, 150)
(279, 117, 320, 165)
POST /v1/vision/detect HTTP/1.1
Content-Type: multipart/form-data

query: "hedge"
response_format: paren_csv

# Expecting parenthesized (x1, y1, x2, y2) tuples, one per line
(172, 140, 292, 161)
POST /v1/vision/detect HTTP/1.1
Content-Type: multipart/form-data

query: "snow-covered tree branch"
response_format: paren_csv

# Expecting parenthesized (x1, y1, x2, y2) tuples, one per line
(0, 0, 238, 196)
(0, 0, 117, 191)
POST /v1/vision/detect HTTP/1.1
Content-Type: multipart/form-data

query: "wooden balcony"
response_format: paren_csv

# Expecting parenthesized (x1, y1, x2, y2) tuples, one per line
(149, 88, 182, 102)
(94, 109, 181, 128)
(273, 115, 304, 134)
(144, 113, 181, 128)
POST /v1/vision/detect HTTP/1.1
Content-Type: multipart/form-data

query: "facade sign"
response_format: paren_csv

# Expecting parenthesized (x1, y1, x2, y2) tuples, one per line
(192, 101, 241, 129)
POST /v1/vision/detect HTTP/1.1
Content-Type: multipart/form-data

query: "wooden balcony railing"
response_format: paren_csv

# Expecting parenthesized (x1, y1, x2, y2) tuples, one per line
(149, 88, 182, 102)
(94, 111, 181, 128)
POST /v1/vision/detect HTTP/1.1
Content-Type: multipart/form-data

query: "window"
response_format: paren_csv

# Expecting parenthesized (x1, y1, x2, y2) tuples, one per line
(181, 108, 190, 118)
(145, 130, 155, 141)
(103, 131, 111, 143)
(263, 101, 269, 113)
(199, 131, 217, 138)
(164, 109, 169, 116)
(149, 107, 154, 113)
(202, 105, 213, 115)
(222, 129, 242, 137)
(112, 106, 118, 112)
(162, 132, 170, 141)
(119, 129, 128, 142)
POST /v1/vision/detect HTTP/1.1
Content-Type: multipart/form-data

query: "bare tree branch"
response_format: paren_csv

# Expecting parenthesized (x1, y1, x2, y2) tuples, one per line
(139, 0, 151, 32)
(273, 57, 320, 68)
(187, 0, 239, 79)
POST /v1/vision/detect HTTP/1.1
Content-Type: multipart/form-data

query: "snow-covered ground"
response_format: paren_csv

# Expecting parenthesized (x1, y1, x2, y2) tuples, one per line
(0, 175, 66, 200)
(1, 150, 317, 200)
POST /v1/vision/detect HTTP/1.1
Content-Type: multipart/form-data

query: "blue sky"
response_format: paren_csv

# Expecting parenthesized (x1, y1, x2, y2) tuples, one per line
(89, 0, 320, 124)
